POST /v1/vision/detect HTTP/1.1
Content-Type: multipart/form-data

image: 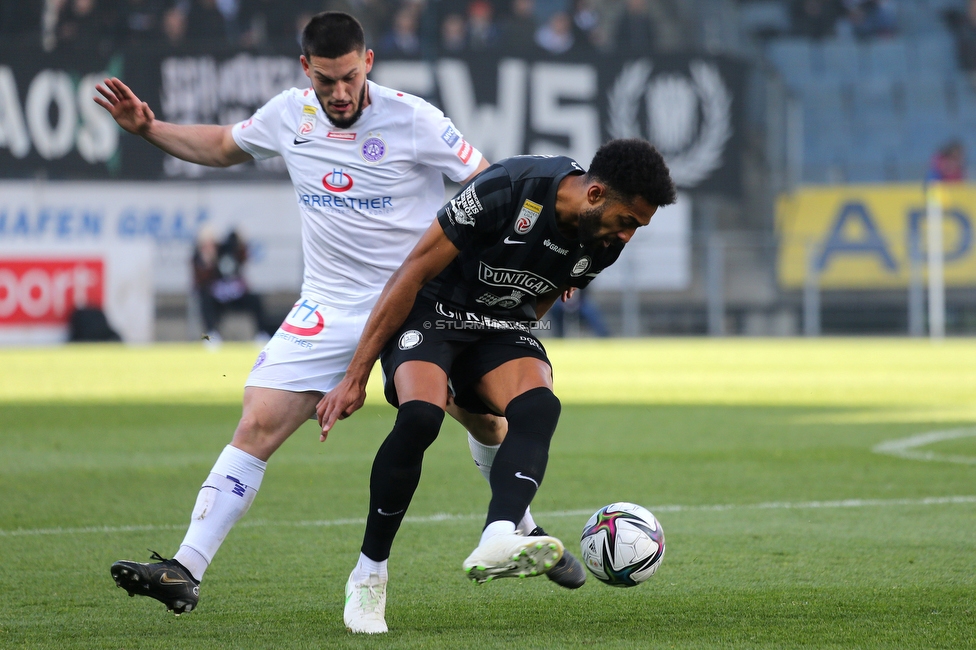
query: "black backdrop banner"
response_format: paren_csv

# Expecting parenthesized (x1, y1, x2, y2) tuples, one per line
(0, 45, 747, 195)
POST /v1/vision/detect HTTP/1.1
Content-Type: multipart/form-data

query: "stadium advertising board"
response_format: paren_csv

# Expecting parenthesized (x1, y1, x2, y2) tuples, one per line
(0, 46, 746, 195)
(0, 180, 303, 295)
(0, 243, 153, 344)
(776, 184, 976, 289)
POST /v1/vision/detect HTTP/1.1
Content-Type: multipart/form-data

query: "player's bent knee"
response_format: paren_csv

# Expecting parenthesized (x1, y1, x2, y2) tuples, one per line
(389, 400, 445, 450)
(231, 412, 296, 460)
(504, 387, 561, 442)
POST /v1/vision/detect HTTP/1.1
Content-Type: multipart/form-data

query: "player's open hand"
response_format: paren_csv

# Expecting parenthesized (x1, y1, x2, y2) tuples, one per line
(316, 377, 366, 441)
(93, 78, 155, 136)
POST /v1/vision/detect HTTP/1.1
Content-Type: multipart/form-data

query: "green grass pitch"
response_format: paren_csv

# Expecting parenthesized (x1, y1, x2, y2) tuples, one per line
(1, 339, 975, 649)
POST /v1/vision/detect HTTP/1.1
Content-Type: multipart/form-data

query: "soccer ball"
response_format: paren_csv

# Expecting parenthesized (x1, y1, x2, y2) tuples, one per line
(579, 502, 665, 587)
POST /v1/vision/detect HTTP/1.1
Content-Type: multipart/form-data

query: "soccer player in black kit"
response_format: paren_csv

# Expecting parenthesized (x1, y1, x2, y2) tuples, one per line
(319, 138, 676, 634)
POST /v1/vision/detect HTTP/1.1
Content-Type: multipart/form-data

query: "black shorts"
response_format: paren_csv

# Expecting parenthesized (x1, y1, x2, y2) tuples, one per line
(380, 297, 551, 415)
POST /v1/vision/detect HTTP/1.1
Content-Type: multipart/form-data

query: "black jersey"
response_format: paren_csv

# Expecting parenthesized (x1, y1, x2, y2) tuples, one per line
(421, 155, 624, 321)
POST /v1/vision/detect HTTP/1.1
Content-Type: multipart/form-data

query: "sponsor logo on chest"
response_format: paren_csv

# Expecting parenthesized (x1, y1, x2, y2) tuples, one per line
(478, 262, 556, 295)
(543, 238, 569, 255)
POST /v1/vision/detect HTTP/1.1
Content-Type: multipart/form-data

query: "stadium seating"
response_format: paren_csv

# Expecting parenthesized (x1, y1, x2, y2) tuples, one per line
(765, 18, 969, 184)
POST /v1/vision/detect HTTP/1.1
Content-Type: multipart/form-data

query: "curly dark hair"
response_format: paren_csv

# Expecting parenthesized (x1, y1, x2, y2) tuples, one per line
(586, 139, 677, 208)
(302, 12, 366, 60)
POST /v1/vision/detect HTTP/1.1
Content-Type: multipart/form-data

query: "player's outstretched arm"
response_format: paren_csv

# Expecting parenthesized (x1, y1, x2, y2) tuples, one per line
(94, 77, 251, 167)
(316, 221, 460, 439)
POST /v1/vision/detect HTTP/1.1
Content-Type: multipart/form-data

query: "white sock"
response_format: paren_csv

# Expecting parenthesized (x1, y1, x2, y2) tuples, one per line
(480, 520, 516, 545)
(174, 445, 267, 582)
(467, 431, 497, 483)
(351, 553, 388, 582)
(467, 432, 537, 535)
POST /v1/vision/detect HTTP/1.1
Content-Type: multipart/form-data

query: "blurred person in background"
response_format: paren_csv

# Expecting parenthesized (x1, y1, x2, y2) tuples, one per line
(572, 0, 604, 51)
(322, 0, 393, 48)
(238, 0, 305, 46)
(440, 11, 468, 53)
(535, 10, 574, 54)
(612, 0, 656, 56)
(927, 140, 966, 184)
(115, 0, 164, 45)
(791, 0, 842, 39)
(376, 3, 421, 56)
(947, 0, 976, 89)
(547, 288, 610, 338)
(837, 0, 897, 40)
(57, 0, 113, 53)
(184, 0, 232, 43)
(161, 4, 188, 46)
(467, 0, 499, 51)
(192, 227, 275, 345)
(499, 0, 538, 51)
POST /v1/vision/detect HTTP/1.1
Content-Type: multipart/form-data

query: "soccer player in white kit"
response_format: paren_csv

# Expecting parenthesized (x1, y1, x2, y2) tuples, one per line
(95, 11, 584, 623)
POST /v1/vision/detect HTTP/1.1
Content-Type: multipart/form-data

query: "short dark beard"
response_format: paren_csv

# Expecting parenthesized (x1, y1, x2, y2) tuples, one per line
(576, 204, 606, 245)
(321, 83, 367, 129)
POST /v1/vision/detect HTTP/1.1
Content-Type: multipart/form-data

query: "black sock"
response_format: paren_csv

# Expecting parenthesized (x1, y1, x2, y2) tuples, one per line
(361, 400, 445, 561)
(485, 387, 561, 528)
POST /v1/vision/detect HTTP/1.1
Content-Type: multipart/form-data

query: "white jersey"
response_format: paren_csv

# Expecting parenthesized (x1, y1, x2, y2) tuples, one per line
(232, 81, 483, 310)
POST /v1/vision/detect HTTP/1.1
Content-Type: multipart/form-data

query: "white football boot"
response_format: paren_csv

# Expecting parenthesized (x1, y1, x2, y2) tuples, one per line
(343, 571, 388, 634)
(463, 532, 564, 584)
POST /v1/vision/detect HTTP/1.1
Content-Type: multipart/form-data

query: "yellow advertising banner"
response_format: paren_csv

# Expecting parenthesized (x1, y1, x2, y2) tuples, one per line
(776, 184, 976, 289)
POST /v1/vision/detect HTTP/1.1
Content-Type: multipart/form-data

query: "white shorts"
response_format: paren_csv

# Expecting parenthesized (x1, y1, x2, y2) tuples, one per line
(245, 296, 371, 394)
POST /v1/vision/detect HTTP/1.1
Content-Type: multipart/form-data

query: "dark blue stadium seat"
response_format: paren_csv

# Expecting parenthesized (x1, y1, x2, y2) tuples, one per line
(910, 35, 957, 75)
(767, 39, 814, 89)
(813, 40, 863, 82)
(863, 40, 910, 78)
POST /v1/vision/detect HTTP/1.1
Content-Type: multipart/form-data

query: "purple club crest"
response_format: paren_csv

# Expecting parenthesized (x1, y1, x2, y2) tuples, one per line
(361, 136, 386, 163)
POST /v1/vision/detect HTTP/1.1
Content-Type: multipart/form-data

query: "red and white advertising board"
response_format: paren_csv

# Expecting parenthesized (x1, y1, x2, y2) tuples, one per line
(0, 243, 153, 344)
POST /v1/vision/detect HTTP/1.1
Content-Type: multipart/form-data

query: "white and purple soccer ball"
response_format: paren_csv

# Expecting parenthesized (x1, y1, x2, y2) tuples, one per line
(580, 502, 665, 587)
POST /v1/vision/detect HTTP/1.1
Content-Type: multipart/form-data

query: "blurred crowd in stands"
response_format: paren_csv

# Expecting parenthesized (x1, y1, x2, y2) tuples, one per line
(0, 0, 665, 56)
(790, 0, 899, 40)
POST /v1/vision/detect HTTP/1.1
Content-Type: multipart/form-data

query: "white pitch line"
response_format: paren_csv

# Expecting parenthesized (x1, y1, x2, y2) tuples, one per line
(873, 428, 976, 465)
(2, 495, 974, 539)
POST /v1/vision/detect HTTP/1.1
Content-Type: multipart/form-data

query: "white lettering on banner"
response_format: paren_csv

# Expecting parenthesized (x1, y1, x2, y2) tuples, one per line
(160, 54, 305, 177)
(0, 259, 102, 322)
(0, 67, 119, 162)
(0, 67, 30, 158)
(370, 61, 435, 97)
(25, 70, 76, 160)
(433, 59, 527, 161)
(76, 74, 119, 163)
(607, 60, 731, 187)
(529, 64, 599, 165)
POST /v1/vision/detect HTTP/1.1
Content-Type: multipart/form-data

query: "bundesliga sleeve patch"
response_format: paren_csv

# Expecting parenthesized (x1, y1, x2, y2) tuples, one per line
(514, 200, 543, 234)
